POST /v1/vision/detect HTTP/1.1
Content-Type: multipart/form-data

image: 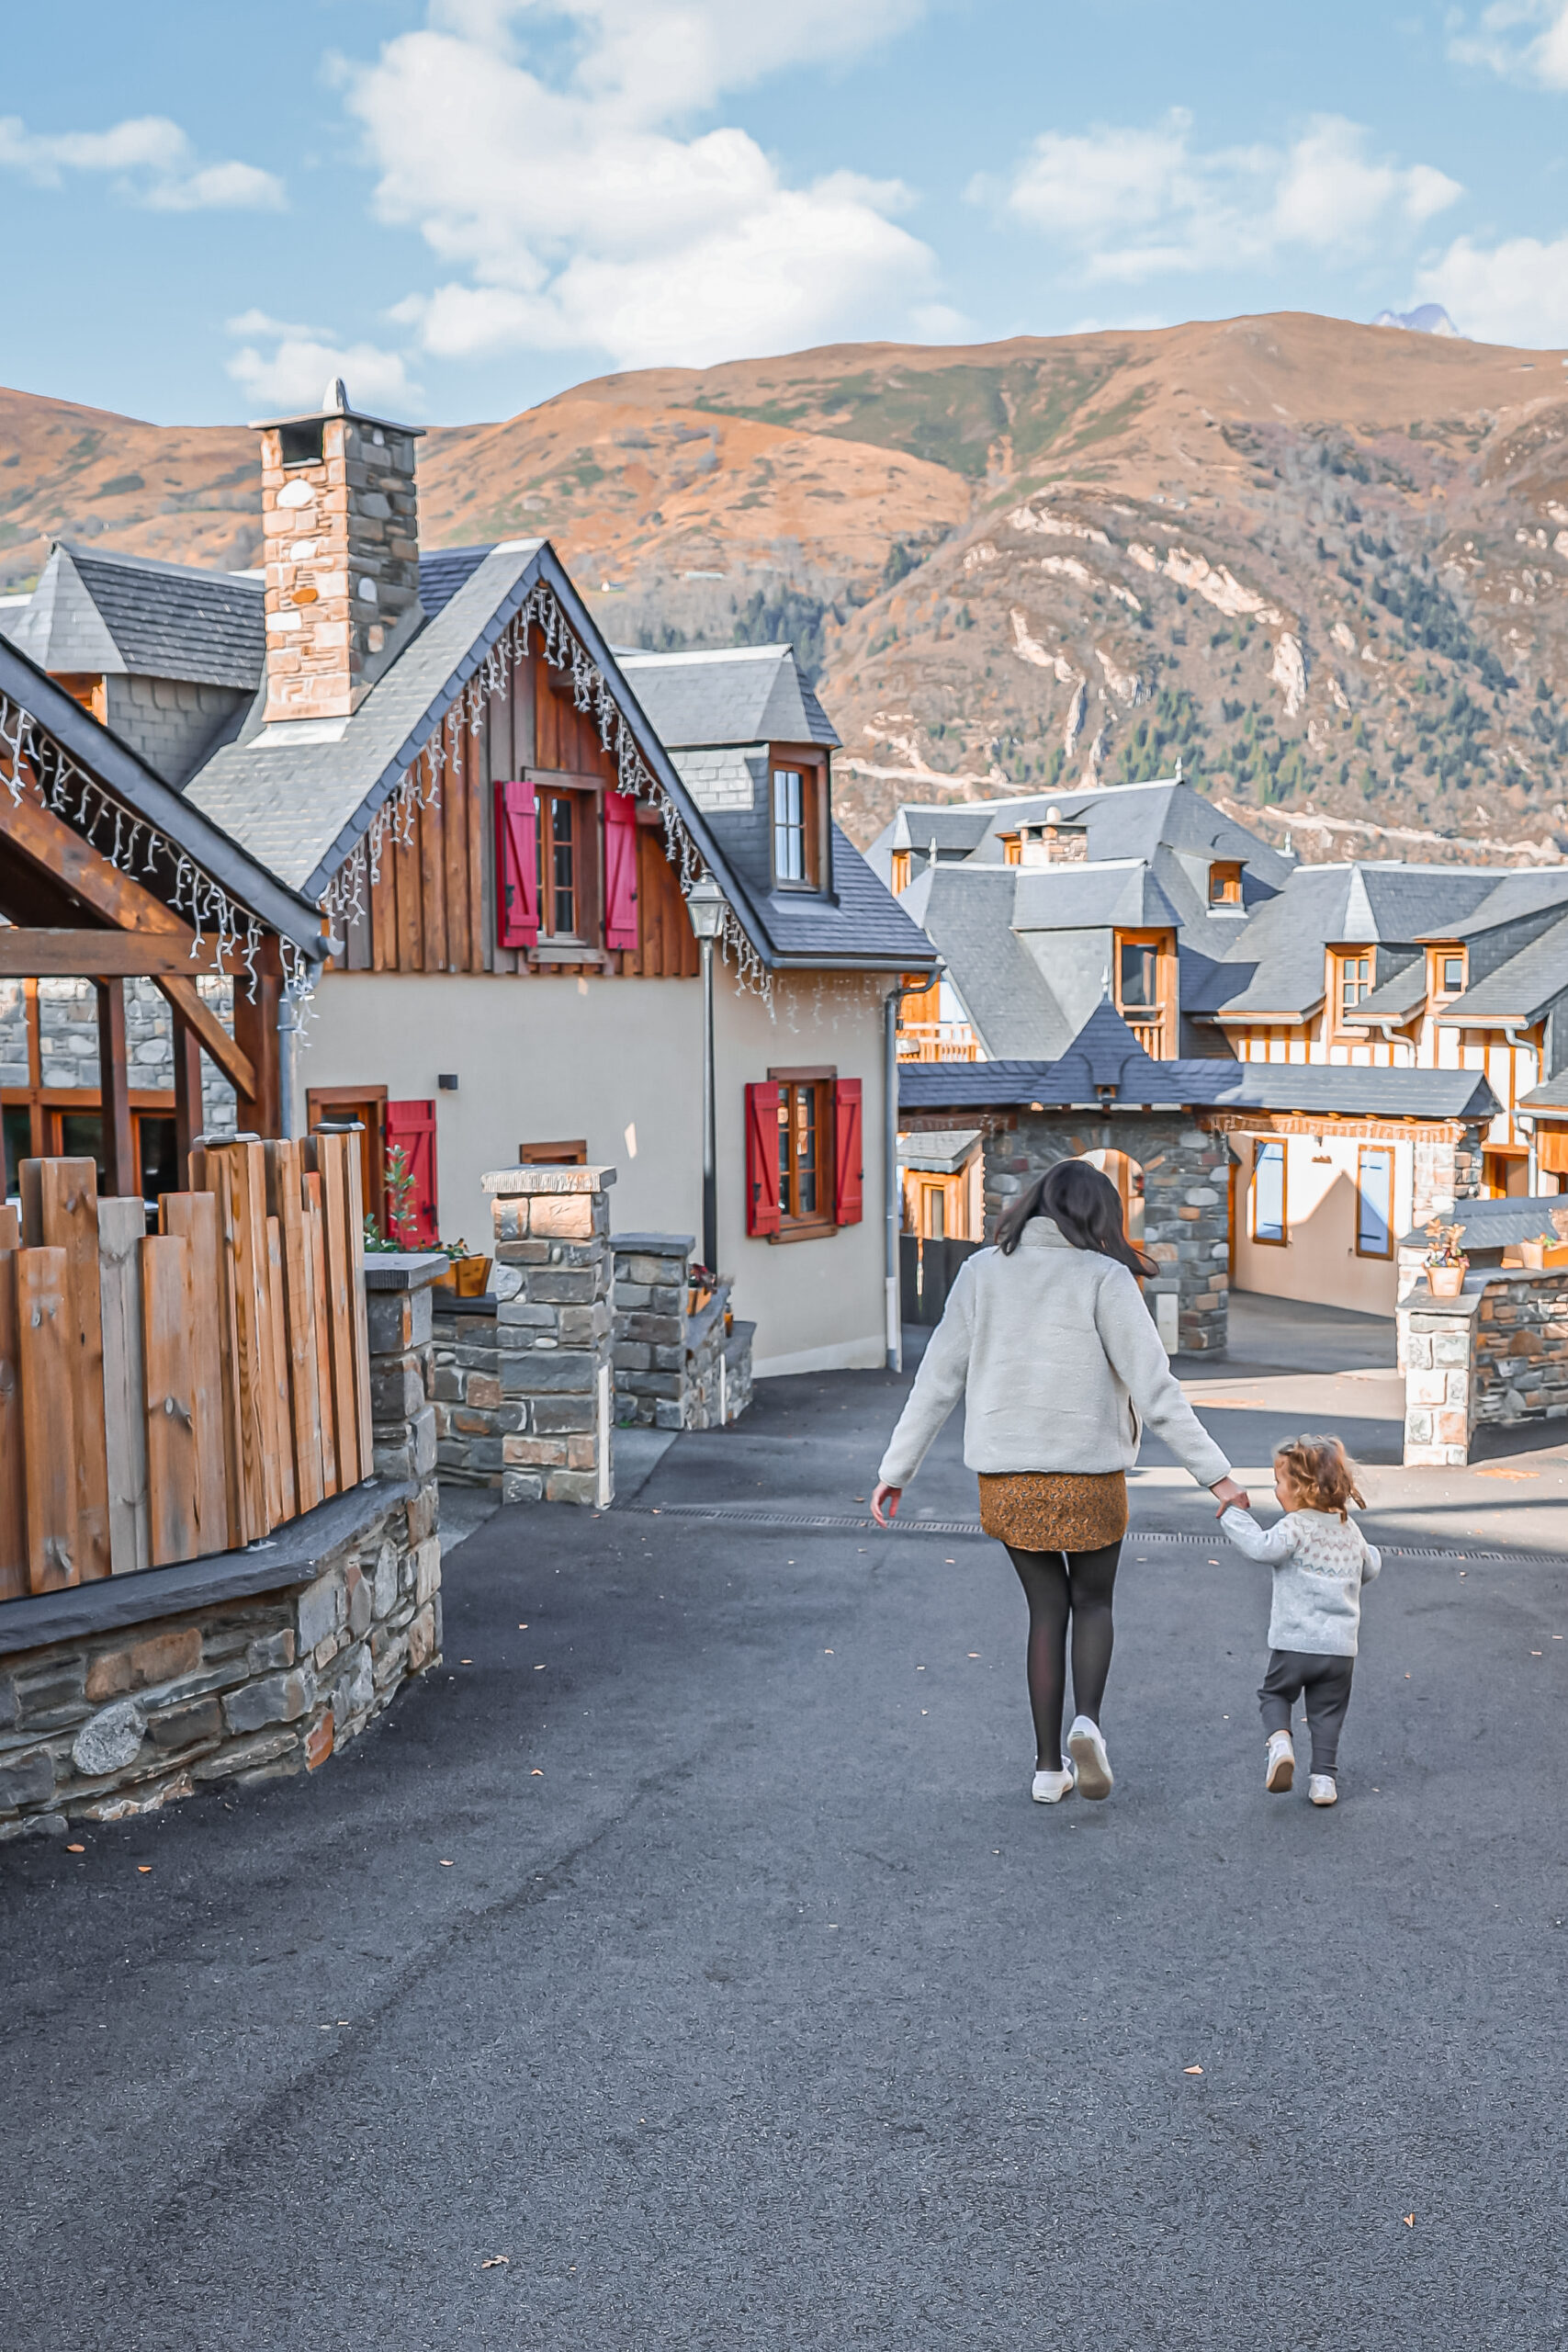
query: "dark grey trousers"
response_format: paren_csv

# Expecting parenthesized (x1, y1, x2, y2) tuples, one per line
(1258, 1649, 1355, 1776)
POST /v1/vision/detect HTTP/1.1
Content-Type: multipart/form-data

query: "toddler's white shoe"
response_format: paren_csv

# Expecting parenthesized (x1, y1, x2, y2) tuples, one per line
(1265, 1731, 1294, 1792)
(1308, 1774, 1338, 1807)
(1032, 1764, 1075, 1804)
(1066, 1714, 1113, 1800)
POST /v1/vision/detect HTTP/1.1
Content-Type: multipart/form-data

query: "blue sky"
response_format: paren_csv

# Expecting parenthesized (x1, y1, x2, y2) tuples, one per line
(5, 0, 1568, 427)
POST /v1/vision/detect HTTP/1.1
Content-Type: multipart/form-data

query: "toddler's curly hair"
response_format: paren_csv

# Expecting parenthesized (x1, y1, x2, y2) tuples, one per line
(1274, 1433, 1366, 1521)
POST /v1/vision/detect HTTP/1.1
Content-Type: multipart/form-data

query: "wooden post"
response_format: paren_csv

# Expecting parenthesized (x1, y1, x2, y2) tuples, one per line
(96, 978, 137, 1198)
(141, 1234, 200, 1566)
(98, 1196, 151, 1577)
(160, 1190, 230, 1554)
(173, 1013, 204, 1176)
(22, 1158, 111, 1582)
(266, 1140, 324, 1515)
(302, 1171, 338, 1498)
(0, 1237, 25, 1601)
(17, 1246, 78, 1592)
(233, 959, 283, 1138)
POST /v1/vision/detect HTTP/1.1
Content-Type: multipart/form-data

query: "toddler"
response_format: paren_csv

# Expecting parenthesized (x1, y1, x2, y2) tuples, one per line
(1219, 1435, 1381, 1808)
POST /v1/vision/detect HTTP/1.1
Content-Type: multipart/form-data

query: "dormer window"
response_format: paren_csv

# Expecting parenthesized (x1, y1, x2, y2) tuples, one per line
(1438, 950, 1466, 995)
(1209, 862, 1243, 907)
(770, 752, 826, 889)
(1338, 953, 1373, 1016)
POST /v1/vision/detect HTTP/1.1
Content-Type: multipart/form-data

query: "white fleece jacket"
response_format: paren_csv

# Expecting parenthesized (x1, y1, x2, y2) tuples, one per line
(1219, 1505, 1382, 1656)
(878, 1217, 1232, 1490)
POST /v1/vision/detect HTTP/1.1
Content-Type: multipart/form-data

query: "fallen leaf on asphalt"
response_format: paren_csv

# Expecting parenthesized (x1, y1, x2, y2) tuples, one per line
(481, 2257, 510, 2269)
(967, 1653, 981, 1659)
(1184, 2065, 1203, 2075)
(461, 1657, 472, 1664)
(137, 1866, 152, 1874)
(1532, 1650, 1543, 1657)
(531, 1769, 544, 1777)
(440, 1860, 454, 1867)
(1404, 2214, 1415, 2227)
(66, 1844, 84, 1853)
(518, 1623, 528, 1629)
(824, 1648, 834, 1655)
(1474, 1465, 1539, 1481)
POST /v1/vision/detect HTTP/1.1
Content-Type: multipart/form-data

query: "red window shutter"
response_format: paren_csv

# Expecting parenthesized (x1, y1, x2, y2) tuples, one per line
(493, 778, 538, 948)
(604, 788, 639, 952)
(834, 1078, 863, 1227)
(385, 1099, 439, 1246)
(745, 1081, 781, 1238)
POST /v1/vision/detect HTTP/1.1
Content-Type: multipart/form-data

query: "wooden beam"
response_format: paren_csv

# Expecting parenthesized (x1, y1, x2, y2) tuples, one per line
(232, 965, 281, 1136)
(0, 931, 249, 977)
(152, 974, 255, 1102)
(173, 1012, 203, 1172)
(96, 978, 136, 1197)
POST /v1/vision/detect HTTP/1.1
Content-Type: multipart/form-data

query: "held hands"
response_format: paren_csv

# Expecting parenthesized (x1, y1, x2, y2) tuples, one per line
(872, 1482, 901, 1528)
(1211, 1476, 1249, 1516)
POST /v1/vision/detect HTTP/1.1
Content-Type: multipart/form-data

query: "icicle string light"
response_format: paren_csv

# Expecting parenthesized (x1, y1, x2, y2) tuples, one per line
(318, 581, 771, 1001)
(0, 688, 267, 997)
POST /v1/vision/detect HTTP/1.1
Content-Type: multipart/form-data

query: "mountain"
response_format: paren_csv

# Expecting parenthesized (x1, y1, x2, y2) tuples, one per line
(4, 311, 1568, 863)
(1371, 305, 1461, 336)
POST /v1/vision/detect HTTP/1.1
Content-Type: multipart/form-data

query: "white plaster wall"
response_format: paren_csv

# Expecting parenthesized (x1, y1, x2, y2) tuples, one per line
(302, 966, 893, 1374)
(1234, 1132, 1408, 1316)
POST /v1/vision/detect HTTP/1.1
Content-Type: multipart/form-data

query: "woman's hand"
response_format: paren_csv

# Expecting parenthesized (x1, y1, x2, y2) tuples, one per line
(872, 1482, 901, 1528)
(1211, 1476, 1249, 1515)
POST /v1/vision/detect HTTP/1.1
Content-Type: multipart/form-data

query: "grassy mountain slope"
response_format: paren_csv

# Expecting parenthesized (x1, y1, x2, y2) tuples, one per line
(5, 312, 1567, 861)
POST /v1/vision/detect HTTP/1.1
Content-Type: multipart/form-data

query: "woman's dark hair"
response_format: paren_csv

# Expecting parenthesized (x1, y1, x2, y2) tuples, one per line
(994, 1158, 1156, 1276)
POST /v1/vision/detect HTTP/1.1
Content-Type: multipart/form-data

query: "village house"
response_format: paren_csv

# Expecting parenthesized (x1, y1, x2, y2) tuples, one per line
(2, 382, 934, 1385)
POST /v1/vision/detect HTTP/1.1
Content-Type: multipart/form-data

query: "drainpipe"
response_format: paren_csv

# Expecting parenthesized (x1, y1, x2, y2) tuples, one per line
(1501, 1021, 1538, 1191)
(885, 977, 931, 1374)
(278, 991, 301, 1140)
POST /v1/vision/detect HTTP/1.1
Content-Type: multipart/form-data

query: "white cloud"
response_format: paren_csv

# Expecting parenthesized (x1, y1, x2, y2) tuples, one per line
(982, 110, 1461, 283)
(224, 313, 421, 414)
(0, 112, 285, 210)
(1414, 232, 1568, 345)
(337, 1, 942, 370)
(1449, 3, 1568, 89)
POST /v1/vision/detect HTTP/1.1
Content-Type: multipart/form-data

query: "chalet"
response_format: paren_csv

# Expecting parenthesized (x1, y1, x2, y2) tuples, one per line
(4, 382, 934, 1381)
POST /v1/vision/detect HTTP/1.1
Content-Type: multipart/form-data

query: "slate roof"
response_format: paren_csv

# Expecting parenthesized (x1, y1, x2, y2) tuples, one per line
(0, 634, 325, 955)
(900, 1023, 1501, 1122)
(616, 644, 839, 751)
(1439, 919, 1568, 1023)
(1397, 1195, 1568, 1250)
(9, 543, 265, 690)
(900, 864, 1069, 1055)
(731, 825, 936, 969)
(1200, 864, 1502, 1023)
(1519, 1071, 1568, 1111)
(1339, 950, 1428, 1025)
(418, 544, 498, 619)
(1010, 860, 1182, 933)
(1419, 868, 1568, 939)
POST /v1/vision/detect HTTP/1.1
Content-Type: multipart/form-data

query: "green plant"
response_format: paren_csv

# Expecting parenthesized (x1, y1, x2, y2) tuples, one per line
(1423, 1218, 1467, 1268)
(364, 1143, 420, 1251)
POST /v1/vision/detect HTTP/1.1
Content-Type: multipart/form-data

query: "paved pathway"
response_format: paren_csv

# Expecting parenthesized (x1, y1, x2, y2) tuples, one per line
(3, 1330, 1565, 2348)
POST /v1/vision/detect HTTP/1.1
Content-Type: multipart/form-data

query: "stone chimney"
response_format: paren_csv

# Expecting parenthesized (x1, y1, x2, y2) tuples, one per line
(254, 379, 423, 725)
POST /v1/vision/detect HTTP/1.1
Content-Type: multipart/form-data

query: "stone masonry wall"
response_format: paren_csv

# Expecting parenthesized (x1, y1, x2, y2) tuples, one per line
(433, 1299, 507, 1486)
(983, 1112, 1231, 1353)
(614, 1234, 693, 1429)
(1398, 1266, 1568, 1465)
(487, 1165, 615, 1507)
(0, 974, 239, 1147)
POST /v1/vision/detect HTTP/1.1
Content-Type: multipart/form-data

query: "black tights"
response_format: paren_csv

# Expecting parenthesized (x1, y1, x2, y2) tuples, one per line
(1006, 1541, 1122, 1771)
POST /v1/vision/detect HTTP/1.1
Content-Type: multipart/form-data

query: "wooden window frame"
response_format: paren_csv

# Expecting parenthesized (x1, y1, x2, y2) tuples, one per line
(769, 748, 829, 893)
(1113, 929, 1175, 1057)
(1337, 950, 1375, 1023)
(1434, 947, 1467, 998)
(2, 1091, 180, 1198)
(534, 780, 599, 949)
(1209, 861, 1244, 907)
(1355, 1144, 1394, 1259)
(769, 1062, 835, 1241)
(306, 1084, 388, 1236)
(1251, 1137, 1288, 1247)
(889, 848, 912, 893)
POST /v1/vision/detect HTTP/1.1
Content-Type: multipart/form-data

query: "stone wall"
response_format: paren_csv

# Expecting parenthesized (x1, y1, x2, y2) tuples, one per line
(1398, 1266, 1568, 1465)
(612, 1231, 753, 1430)
(0, 1256, 446, 1838)
(486, 1164, 615, 1507)
(0, 974, 239, 1143)
(433, 1296, 509, 1485)
(982, 1112, 1231, 1353)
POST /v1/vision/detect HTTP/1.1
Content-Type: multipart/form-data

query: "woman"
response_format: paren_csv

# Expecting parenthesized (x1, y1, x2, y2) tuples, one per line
(873, 1159, 1247, 1804)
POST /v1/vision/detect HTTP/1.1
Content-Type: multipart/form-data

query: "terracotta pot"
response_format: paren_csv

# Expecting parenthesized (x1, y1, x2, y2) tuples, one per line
(1520, 1239, 1568, 1271)
(1427, 1263, 1466, 1297)
(436, 1253, 491, 1299)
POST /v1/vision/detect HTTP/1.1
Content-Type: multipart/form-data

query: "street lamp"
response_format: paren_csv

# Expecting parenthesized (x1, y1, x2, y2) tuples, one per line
(683, 870, 728, 1277)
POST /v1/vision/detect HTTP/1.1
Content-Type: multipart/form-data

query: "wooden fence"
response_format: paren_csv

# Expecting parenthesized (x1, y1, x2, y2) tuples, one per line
(0, 1134, 374, 1600)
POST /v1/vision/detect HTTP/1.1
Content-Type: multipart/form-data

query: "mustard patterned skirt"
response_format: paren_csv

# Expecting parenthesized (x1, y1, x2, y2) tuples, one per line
(976, 1470, 1128, 1554)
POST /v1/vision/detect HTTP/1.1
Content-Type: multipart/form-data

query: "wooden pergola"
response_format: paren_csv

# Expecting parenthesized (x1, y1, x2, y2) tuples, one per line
(0, 639, 325, 1188)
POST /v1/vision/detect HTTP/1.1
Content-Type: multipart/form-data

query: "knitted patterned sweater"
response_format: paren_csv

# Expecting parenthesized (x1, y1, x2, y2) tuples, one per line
(1220, 1506, 1382, 1657)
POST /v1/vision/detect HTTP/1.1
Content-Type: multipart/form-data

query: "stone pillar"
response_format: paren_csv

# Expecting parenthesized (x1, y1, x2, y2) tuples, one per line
(613, 1233, 694, 1429)
(484, 1165, 615, 1507)
(1398, 1281, 1483, 1465)
(362, 1250, 446, 1671)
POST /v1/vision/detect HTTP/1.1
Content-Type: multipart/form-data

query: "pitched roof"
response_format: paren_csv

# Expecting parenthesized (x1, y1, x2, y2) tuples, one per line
(1010, 859, 1181, 933)
(1519, 1070, 1568, 1111)
(1419, 867, 1568, 940)
(900, 863, 1069, 1055)
(1398, 1194, 1568, 1250)
(1438, 916, 1568, 1024)
(0, 634, 325, 955)
(9, 543, 265, 691)
(616, 644, 838, 751)
(735, 825, 937, 970)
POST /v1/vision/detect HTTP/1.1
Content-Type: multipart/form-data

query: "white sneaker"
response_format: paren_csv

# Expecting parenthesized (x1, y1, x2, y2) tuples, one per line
(1308, 1774, 1338, 1807)
(1032, 1764, 1075, 1804)
(1265, 1731, 1295, 1793)
(1066, 1714, 1113, 1801)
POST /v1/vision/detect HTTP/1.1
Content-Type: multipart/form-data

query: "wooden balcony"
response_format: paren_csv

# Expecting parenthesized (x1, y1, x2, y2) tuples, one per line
(898, 1022, 981, 1063)
(1119, 1006, 1169, 1057)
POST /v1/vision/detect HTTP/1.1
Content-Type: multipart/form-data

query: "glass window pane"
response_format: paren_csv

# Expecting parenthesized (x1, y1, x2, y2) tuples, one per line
(777, 1094, 791, 1215)
(797, 1086, 817, 1215)
(59, 1112, 106, 1185)
(3, 1105, 31, 1196)
(1443, 956, 1464, 991)
(1359, 1150, 1392, 1255)
(1119, 943, 1155, 1006)
(138, 1114, 179, 1204)
(773, 770, 805, 882)
(1254, 1140, 1285, 1242)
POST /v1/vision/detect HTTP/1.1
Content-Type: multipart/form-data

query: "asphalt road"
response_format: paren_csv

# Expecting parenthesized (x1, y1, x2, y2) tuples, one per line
(4, 1350, 1567, 2350)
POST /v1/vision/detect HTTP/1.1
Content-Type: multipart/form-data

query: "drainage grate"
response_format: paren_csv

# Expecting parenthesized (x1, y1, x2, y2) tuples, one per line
(626, 1502, 1558, 1568)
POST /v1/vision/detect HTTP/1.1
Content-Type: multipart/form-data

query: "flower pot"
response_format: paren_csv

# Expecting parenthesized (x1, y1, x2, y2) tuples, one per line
(435, 1253, 491, 1300)
(1427, 1263, 1466, 1298)
(1520, 1239, 1568, 1271)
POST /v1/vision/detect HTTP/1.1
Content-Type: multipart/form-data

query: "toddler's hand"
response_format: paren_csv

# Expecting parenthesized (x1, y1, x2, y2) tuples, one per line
(872, 1483, 901, 1528)
(1211, 1476, 1249, 1515)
